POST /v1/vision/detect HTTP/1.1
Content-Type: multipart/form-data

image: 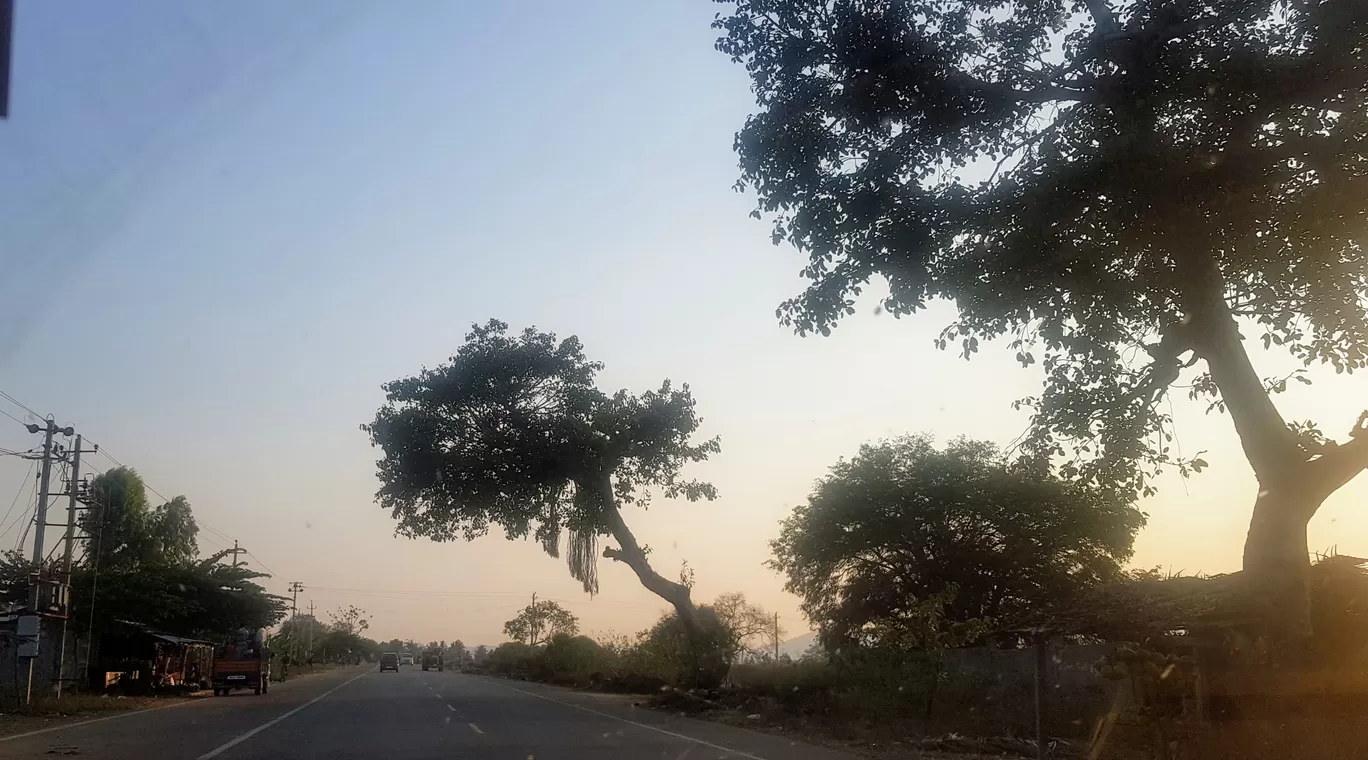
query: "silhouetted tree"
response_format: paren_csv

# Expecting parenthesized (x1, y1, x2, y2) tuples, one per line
(502, 599, 579, 646)
(717, 0, 1368, 641)
(771, 436, 1143, 647)
(149, 495, 198, 565)
(363, 320, 719, 648)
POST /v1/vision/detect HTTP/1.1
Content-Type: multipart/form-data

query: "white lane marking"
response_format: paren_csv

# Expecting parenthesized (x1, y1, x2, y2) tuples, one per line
(494, 683, 767, 760)
(468, 722, 484, 735)
(195, 670, 368, 759)
(447, 704, 457, 712)
(0, 699, 195, 743)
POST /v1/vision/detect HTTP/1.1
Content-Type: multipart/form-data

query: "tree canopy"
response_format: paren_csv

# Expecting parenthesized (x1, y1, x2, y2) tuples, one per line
(771, 435, 1143, 647)
(81, 466, 153, 570)
(363, 319, 720, 639)
(503, 599, 580, 646)
(716, 0, 1368, 640)
(70, 550, 286, 638)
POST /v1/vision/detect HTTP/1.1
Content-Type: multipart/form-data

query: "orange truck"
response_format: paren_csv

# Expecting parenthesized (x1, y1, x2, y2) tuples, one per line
(212, 629, 270, 696)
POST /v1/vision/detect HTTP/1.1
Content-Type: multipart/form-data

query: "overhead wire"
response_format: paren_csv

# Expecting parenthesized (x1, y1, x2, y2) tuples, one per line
(0, 389, 41, 420)
(3, 390, 286, 576)
(0, 461, 36, 541)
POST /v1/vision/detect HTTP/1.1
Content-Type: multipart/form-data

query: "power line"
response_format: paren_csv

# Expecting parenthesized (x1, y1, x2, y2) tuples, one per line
(0, 389, 41, 420)
(0, 407, 26, 426)
(243, 549, 276, 576)
(0, 460, 34, 538)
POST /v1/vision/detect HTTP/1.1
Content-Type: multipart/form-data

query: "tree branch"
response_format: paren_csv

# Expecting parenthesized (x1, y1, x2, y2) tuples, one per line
(1084, 0, 1119, 34)
(596, 473, 697, 618)
(1307, 412, 1368, 500)
(1180, 253, 1302, 482)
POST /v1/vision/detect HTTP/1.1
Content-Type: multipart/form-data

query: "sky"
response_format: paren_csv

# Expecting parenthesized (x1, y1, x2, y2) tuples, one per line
(1, 1, 1365, 646)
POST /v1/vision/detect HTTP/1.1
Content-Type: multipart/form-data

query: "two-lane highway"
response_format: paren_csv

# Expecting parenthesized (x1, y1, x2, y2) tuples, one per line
(0, 666, 857, 759)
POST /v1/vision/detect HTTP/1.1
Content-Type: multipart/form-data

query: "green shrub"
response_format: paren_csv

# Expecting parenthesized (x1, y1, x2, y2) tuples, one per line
(488, 641, 536, 675)
(536, 634, 611, 684)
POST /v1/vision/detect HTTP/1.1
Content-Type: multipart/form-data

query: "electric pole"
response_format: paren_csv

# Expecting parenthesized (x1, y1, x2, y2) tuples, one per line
(774, 612, 780, 661)
(228, 540, 245, 568)
(288, 582, 304, 618)
(20, 418, 73, 703)
(54, 435, 96, 698)
(306, 600, 316, 660)
(530, 592, 538, 647)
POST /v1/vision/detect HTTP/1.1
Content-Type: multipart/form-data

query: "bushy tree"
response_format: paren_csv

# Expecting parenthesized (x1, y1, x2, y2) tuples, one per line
(771, 435, 1143, 647)
(716, 0, 1368, 641)
(503, 599, 579, 646)
(81, 467, 152, 570)
(363, 320, 720, 644)
(449, 639, 468, 665)
(149, 495, 198, 565)
(70, 550, 287, 638)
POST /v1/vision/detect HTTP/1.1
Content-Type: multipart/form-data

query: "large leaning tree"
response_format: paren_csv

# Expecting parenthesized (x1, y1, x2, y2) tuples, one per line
(716, 0, 1368, 642)
(363, 320, 720, 642)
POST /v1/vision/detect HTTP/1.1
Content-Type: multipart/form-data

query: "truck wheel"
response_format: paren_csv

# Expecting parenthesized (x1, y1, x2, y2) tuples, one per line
(254, 685, 262, 695)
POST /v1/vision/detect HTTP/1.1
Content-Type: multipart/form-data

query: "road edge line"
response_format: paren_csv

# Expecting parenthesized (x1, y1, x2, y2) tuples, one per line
(494, 681, 768, 760)
(195, 668, 368, 759)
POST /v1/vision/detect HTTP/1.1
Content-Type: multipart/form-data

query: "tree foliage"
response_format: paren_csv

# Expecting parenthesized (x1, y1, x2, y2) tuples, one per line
(149, 495, 198, 566)
(771, 435, 1143, 647)
(363, 319, 720, 637)
(710, 591, 783, 661)
(716, 0, 1368, 637)
(503, 599, 580, 646)
(81, 466, 153, 570)
(71, 551, 287, 638)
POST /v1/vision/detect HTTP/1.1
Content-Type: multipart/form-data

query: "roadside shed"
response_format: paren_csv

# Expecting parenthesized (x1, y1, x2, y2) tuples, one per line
(95, 621, 214, 693)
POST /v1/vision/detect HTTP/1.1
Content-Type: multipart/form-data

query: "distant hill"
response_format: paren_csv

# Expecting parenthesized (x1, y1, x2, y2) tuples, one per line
(778, 631, 818, 659)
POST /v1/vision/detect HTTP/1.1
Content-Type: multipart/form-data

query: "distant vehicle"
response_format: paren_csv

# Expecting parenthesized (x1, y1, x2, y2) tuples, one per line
(213, 628, 270, 696)
(421, 650, 444, 672)
(379, 652, 400, 672)
(400, 652, 414, 666)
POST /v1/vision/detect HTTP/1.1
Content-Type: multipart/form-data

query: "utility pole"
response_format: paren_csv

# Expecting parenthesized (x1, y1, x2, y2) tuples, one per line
(22, 418, 73, 703)
(774, 612, 781, 661)
(288, 582, 304, 618)
(529, 592, 538, 647)
(55, 436, 96, 697)
(228, 540, 245, 568)
(306, 600, 316, 660)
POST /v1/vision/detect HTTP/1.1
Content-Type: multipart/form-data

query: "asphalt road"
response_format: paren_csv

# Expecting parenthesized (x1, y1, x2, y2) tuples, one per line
(0, 665, 857, 759)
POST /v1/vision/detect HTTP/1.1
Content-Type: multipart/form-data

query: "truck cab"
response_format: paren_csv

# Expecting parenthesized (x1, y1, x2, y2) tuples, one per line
(421, 651, 444, 672)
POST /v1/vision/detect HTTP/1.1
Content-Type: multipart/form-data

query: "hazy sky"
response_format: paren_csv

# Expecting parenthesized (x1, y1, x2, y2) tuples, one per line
(1, 1, 1364, 646)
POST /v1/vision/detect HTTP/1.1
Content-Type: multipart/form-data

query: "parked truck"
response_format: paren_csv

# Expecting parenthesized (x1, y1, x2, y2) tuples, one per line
(212, 628, 270, 696)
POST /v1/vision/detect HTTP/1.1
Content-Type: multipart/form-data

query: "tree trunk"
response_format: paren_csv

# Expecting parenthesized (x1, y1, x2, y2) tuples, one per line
(1181, 258, 1368, 647)
(1241, 486, 1319, 645)
(593, 474, 704, 640)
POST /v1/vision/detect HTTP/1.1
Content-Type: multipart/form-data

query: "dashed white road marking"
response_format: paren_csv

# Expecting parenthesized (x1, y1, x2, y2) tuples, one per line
(447, 704, 457, 712)
(468, 723, 485, 735)
(195, 670, 368, 759)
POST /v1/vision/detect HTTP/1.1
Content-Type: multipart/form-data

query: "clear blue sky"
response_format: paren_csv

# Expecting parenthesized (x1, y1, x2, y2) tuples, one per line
(2, 1, 1364, 644)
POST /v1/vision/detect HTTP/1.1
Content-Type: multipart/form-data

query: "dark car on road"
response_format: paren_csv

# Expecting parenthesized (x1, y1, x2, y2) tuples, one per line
(379, 652, 400, 672)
